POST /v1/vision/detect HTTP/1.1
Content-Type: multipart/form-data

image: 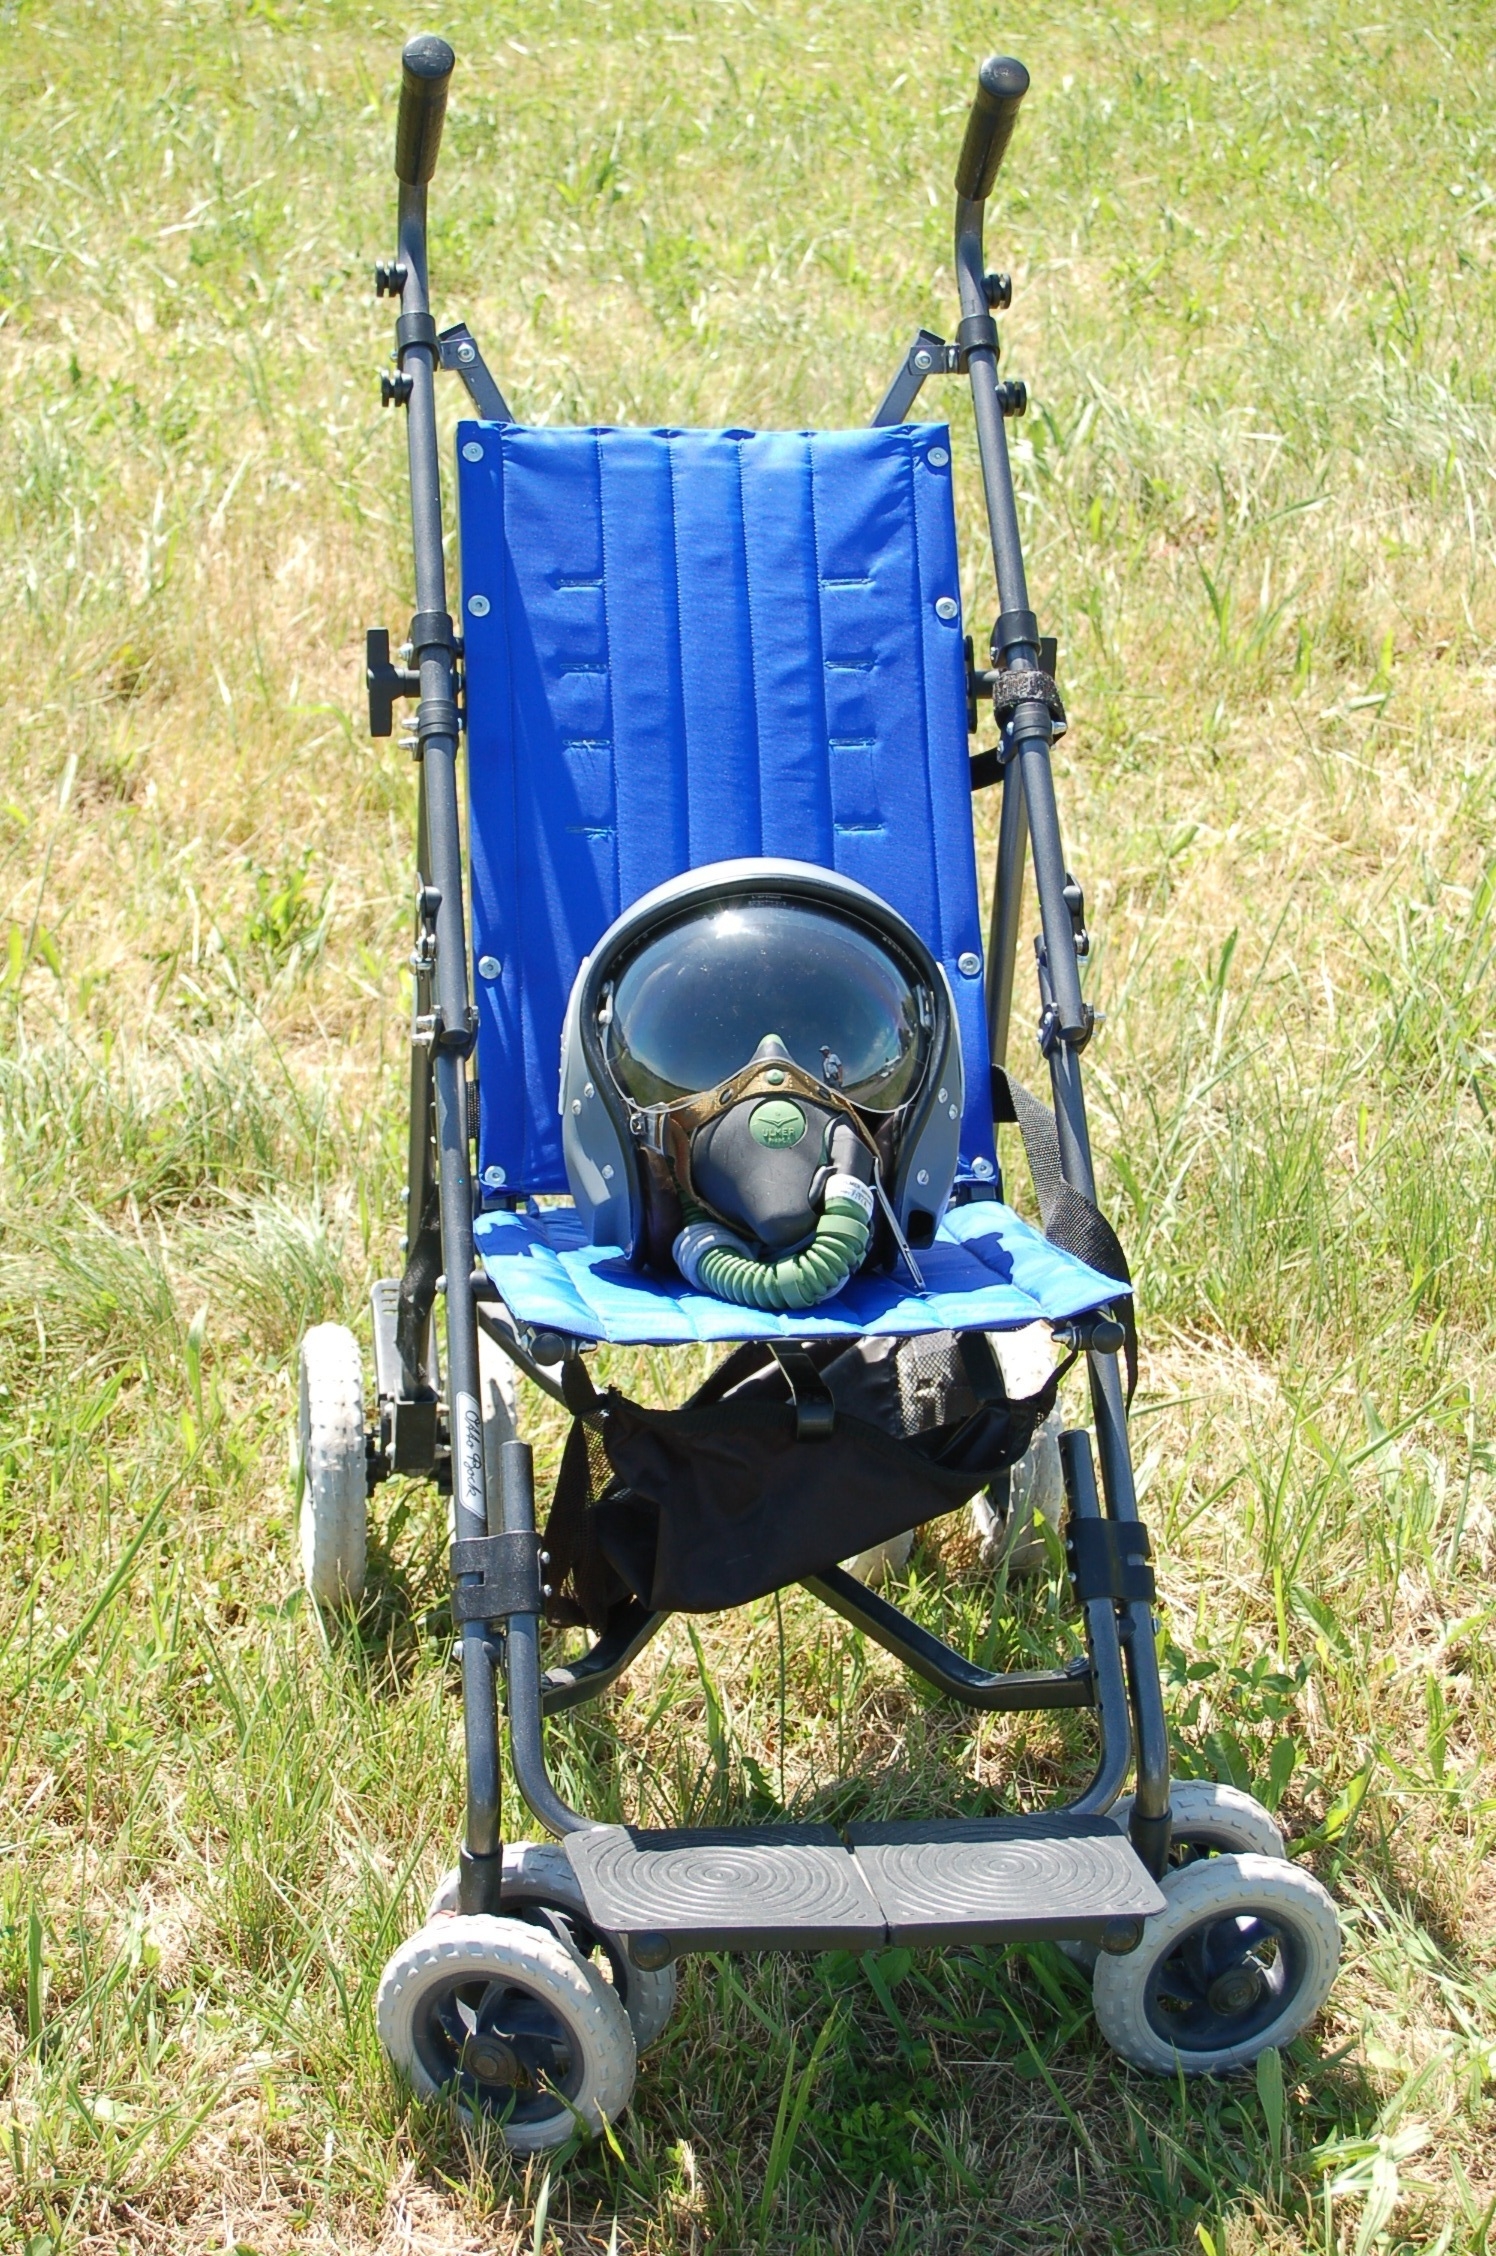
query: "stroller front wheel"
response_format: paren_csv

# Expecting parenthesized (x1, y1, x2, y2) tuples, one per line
(376, 1913, 637, 2150)
(295, 1324, 368, 1606)
(1112, 1778, 1287, 1866)
(428, 1842, 678, 2052)
(1060, 1779, 1287, 1975)
(1092, 1851, 1340, 2076)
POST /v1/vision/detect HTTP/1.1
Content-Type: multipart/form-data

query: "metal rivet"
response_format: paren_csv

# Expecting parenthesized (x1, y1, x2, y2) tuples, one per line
(949, 1103, 959, 1119)
(765, 1068, 785, 1086)
(937, 1086, 948, 1105)
(467, 593, 491, 616)
(601, 1162, 614, 1180)
(477, 954, 501, 980)
(482, 1165, 506, 1188)
(971, 1156, 994, 1179)
(935, 595, 959, 621)
(583, 1082, 595, 1100)
(457, 342, 477, 364)
(462, 440, 484, 461)
(571, 1098, 582, 1115)
(916, 1168, 930, 1186)
(913, 351, 933, 371)
(927, 446, 949, 468)
(957, 951, 981, 977)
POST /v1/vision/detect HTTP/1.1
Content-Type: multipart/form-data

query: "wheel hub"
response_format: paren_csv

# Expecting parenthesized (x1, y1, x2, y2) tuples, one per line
(462, 2034, 525, 2087)
(1206, 1962, 1265, 2016)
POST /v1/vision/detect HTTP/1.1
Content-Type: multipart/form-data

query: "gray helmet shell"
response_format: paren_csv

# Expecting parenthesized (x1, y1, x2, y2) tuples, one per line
(560, 858, 962, 1261)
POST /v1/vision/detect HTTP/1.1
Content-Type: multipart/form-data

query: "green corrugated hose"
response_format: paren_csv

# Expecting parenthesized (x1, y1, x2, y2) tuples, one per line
(674, 1190, 872, 1311)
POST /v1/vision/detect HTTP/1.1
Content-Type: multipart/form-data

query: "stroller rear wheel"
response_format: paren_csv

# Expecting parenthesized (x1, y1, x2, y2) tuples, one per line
(295, 1324, 368, 1606)
(1060, 1779, 1286, 1973)
(1111, 1779, 1286, 1866)
(428, 1842, 678, 2052)
(376, 1913, 636, 2150)
(1092, 1852, 1340, 2075)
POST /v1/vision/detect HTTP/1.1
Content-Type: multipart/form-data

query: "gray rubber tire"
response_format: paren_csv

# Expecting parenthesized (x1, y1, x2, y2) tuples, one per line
(429, 1842, 678, 2053)
(842, 1530, 914, 1587)
(376, 1913, 636, 2150)
(296, 1323, 367, 1605)
(1111, 1780, 1286, 1864)
(1093, 1852, 1341, 2077)
(1060, 1782, 1287, 1976)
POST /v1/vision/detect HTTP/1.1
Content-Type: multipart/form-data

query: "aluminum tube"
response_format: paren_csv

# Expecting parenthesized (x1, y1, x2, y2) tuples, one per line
(436, 1049, 499, 1854)
(1016, 737, 1090, 1043)
(499, 1440, 593, 1837)
(986, 760, 1028, 1072)
(392, 183, 500, 1864)
(1055, 1430, 1134, 1816)
(954, 197, 1032, 640)
(1089, 1353, 1171, 1827)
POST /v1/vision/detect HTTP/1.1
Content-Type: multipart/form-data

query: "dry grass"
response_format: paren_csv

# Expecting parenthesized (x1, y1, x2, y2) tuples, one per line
(2, 0, 1495, 2249)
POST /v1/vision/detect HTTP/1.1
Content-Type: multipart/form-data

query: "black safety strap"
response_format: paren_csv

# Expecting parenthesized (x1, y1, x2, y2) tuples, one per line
(771, 1343, 836, 1441)
(991, 1065, 1138, 1406)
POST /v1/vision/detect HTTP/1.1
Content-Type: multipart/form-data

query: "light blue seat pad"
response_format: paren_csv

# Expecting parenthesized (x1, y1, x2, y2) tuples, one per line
(473, 1199, 1127, 1348)
(456, 421, 995, 1198)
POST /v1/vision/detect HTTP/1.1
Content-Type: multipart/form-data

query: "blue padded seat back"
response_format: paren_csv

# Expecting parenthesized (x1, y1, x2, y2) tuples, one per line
(457, 422, 993, 1196)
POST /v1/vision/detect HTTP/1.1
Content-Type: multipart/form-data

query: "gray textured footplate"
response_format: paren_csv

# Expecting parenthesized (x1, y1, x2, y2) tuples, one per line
(564, 1825, 885, 1952)
(564, 1815, 1163, 1955)
(847, 1815, 1164, 1947)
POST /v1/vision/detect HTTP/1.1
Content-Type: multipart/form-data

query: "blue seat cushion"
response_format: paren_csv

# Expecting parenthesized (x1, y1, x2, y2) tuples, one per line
(473, 1199, 1127, 1348)
(457, 422, 993, 1199)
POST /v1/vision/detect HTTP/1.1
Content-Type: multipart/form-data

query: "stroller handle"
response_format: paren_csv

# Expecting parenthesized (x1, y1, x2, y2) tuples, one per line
(954, 54, 1030, 201)
(396, 33, 455, 186)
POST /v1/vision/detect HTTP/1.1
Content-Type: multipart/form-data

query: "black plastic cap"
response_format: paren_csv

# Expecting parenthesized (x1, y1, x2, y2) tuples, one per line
(395, 33, 455, 185)
(954, 54, 1030, 202)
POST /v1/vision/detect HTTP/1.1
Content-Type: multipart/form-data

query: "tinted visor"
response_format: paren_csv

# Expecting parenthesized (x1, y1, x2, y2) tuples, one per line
(602, 896, 930, 1112)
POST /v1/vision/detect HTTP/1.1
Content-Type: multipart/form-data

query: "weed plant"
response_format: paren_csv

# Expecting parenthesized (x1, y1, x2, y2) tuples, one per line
(2, 1, 1494, 2250)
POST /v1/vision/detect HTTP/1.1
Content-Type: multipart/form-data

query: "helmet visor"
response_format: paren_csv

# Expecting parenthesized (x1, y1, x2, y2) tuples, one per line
(601, 896, 930, 1112)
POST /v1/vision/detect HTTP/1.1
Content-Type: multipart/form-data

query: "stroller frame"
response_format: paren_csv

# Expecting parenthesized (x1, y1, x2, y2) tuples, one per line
(367, 42, 1173, 1961)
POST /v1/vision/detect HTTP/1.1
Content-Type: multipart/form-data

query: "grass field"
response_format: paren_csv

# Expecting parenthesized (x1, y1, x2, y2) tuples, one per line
(3, 0, 1496, 2248)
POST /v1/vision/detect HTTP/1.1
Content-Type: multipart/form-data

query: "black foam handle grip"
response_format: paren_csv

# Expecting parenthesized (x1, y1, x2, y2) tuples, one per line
(954, 54, 1030, 201)
(396, 34, 455, 185)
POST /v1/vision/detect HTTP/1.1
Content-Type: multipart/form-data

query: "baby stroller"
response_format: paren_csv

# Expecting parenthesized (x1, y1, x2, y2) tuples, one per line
(295, 37, 1342, 2151)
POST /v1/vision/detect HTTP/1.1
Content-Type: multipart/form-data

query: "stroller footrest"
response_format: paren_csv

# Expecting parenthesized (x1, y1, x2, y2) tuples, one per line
(846, 1816, 1162, 1947)
(562, 1815, 1163, 1957)
(564, 1825, 886, 1954)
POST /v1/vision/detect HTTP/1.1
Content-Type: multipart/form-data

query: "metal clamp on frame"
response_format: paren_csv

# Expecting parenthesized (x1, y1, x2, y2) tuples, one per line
(395, 308, 440, 363)
(1067, 1518, 1156, 1608)
(955, 310, 999, 358)
(415, 697, 461, 747)
(449, 1530, 546, 1624)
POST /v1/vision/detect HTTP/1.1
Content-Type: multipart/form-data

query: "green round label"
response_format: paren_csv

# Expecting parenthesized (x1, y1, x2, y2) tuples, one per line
(749, 1098, 807, 1149)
